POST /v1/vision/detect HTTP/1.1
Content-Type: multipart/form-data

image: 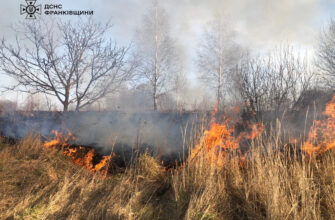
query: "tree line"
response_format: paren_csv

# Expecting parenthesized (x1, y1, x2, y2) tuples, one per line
(0, 2, 334, 113)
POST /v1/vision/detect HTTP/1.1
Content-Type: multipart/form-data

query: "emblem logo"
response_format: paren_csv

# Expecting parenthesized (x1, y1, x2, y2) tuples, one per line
(20, 0, 41, 19)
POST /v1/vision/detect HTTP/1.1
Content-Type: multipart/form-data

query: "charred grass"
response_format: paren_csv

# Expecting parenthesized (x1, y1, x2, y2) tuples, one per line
(0, 134, 334, 220)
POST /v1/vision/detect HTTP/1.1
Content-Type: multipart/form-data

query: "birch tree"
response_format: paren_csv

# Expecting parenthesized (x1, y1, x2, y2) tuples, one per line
(196, 18, 241, 109)
(136, 1, 179, 111)
(317, 19, 335, 88)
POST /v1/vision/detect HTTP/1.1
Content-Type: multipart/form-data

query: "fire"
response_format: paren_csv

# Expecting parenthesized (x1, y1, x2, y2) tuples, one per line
(43, 131, 116, 175)
(43, 130, 75, 148)
(189, 108, 264, 167)
(189, 121, 238, 167)
(302, 95, 335, 156)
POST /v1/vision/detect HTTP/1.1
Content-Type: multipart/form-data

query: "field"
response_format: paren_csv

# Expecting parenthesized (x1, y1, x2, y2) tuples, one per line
(1, 1, 335, 219)
(0, 125, 334, 220)
(1, 95, 335, 220)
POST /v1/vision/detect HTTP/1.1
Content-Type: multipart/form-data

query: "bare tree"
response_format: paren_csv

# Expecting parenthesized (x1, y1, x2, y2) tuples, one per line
(136, 1, 180, 111)
(171, 71, 189, 111)
(196, 17, 241, 109)
(317, 19, 335, 88)
(44, 94, 55, 112)
(0, 18, 133, 112)
(24, 94, 41, 111)
(235, 46, 313, 115)
(0, 100, 17, 113)
(235, 53, 269, 113)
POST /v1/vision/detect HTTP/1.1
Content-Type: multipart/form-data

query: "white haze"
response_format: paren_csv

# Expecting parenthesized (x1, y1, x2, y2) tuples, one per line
(0, 0, 334, 156)
(0, 0, 334, 106)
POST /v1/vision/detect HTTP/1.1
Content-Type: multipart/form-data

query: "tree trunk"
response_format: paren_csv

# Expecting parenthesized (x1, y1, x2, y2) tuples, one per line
(63, 102, 69, 112)
(63, 86, 70, 112)
(153, 5, 158, 111)
(153, 85, 157, 111)
(75, 101, 80, 112)
(217, 85, 222, 110)
(217, 20, 223, 111)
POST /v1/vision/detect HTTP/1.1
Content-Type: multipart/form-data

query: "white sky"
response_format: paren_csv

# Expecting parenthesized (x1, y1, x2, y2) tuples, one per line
(0, 0, 334, 106)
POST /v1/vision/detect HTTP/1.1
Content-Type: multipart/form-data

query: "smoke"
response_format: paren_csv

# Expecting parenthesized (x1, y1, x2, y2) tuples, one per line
(0, 0, 332, 104)
(156, 0, 323, 51)
(0, 111, 199, 157)
(0, 90, 333, 161)
(0, 0, 333, 157)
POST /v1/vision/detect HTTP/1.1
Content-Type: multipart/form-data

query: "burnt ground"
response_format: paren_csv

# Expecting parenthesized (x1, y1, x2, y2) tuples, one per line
(0, 90, 333, 165)
(0, 111, 203, 165)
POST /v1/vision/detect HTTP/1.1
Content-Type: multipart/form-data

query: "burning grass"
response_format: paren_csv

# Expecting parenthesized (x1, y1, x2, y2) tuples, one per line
(43, 130, 120, 176)
(302, 95, 335, 155)
(1, 98, 335, 219)
(0, 132, 334, 219)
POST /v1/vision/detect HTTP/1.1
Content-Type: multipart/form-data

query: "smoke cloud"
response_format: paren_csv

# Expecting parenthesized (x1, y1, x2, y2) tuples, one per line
(0, 0, 333, 102)
(0, 111, 199, 158)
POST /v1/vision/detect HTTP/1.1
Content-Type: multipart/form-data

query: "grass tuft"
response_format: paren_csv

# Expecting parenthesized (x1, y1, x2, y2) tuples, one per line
(0, 132, 335, 219)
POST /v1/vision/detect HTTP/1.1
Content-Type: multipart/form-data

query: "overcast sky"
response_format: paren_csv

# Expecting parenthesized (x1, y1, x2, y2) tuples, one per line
(1, 0, 335, 103)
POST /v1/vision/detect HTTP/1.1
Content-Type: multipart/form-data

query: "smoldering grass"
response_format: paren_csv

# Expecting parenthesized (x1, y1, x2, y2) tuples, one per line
(0, 124, 335, 219)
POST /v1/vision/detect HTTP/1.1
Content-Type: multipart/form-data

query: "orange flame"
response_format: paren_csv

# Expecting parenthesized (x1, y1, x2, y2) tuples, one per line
(189, 108, 263, 167)
(302, 95, 335, 156)
(189, 121, 238, 167)
(43, 130, 75, 148)
(43, 131, 115, 175)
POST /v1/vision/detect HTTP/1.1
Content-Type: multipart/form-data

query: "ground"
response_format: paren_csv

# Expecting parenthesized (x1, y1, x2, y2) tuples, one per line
(0, 134, 335, 219)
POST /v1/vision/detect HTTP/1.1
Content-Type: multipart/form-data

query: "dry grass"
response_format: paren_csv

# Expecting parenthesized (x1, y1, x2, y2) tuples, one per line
(0, 131, 335, 220)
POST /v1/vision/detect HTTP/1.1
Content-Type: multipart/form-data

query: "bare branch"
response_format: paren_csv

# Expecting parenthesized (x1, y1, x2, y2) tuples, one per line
(0, 18, 133, 112)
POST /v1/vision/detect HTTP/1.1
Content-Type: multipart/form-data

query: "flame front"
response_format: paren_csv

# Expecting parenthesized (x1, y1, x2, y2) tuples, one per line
(43, 130, 75, 148)
(189, 121, 238, 167)
(44, 131, 115, 175)
(189, 109, 264, 167)
(302, 95, 335, 155)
